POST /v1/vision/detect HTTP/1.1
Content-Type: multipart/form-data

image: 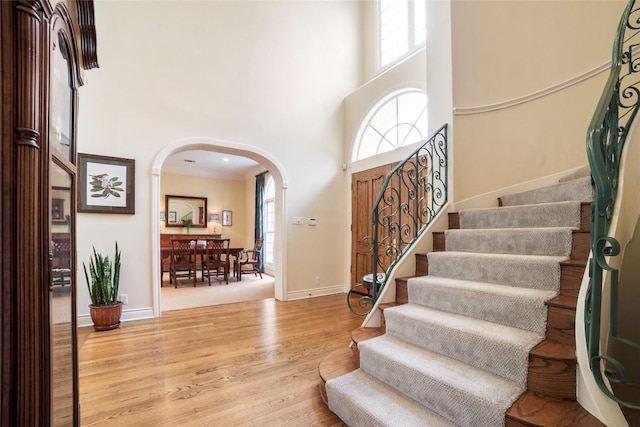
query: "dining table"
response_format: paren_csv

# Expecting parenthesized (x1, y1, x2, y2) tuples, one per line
(160, 242, 244, 285)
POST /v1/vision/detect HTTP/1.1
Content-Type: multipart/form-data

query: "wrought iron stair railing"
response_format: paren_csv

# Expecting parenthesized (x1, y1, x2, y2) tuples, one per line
(586, 0, 640, 410)
(348, 124, 448, 315)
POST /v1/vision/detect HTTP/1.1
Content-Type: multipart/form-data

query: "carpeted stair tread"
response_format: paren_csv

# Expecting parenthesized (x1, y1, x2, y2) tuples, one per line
(407, 276, 556, 334)
(427, 251, 566, 291)
(326, 167, 593, 426)
(558, 164, 591, 182)
(445, 227, 574, 256)
(359, 334, 523, 427)
(459, 201, 582, 230)
(500, 176, 592, 207)
(385, 304, 542, 386)
(326, 368, 456, 427)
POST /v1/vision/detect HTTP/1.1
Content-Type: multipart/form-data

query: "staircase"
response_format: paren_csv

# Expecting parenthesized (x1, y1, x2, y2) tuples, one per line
(319, 168, 607, 426)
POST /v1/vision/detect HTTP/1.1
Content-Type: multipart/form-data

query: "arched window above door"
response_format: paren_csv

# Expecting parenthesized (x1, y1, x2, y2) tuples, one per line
(352, 89, 428, 162)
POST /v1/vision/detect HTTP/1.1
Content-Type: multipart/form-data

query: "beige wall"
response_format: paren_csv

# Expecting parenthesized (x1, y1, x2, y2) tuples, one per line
(74, 0, 631, 325)
(76, 0, 363, 320)
(160, 173, 247, 242)
(451, 0, 627, 202)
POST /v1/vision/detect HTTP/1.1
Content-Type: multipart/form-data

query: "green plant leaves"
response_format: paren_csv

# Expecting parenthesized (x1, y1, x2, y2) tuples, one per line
(83, 242, 121, 305)
(88, 174, 124, 199)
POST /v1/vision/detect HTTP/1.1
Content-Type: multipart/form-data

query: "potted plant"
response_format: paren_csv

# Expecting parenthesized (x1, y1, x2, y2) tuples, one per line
(83, 242, 123, 331)
(182, 218, 193, 234)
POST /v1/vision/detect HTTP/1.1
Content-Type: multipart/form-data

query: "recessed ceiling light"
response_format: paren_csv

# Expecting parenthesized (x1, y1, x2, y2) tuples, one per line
(222, 157, 230, 162)
(184, 159, 196, 163)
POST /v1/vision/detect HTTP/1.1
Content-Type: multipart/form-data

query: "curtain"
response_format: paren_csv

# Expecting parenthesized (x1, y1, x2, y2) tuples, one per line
(254, 172, 266, 272)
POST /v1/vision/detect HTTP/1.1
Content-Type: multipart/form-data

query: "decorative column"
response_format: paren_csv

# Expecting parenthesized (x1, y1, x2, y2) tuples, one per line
(15, 1, 47, 425)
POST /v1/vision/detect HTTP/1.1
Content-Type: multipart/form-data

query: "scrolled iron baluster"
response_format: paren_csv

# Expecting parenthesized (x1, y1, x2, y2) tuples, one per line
(349, 124, 448, 315)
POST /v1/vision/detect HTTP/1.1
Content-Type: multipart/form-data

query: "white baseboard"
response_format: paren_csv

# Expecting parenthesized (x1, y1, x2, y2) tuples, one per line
(77, 307, 155, 328)
(287, 285, 345, 301)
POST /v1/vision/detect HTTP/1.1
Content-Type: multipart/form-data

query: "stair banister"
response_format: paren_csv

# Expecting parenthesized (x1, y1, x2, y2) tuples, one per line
(586, 0, 640, 411)
(348, 124, 448, 315)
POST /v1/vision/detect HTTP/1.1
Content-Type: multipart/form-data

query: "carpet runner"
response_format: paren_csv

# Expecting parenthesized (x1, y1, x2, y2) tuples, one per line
(326, 168, 591, 426)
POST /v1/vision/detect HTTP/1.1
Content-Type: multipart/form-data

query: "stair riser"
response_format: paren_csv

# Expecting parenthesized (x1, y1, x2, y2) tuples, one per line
(415, 253, 429, 276)
(527, 355, 576, 399)
(571, 231, 590, 261)
(546, 306, 575, 345)
(351, 344, 361, 368)
(506, 390, 604, 427)
(395, 278, 408, 305)
(560, 264, 584, 298)
(378, 303, 400, 335)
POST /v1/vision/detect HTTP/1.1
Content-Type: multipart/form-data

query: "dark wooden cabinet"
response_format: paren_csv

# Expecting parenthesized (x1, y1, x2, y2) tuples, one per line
(0, 1, 98, 425)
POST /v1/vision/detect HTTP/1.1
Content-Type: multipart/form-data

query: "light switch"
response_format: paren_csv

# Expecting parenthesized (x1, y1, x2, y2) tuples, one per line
(292, 216, 304, 225)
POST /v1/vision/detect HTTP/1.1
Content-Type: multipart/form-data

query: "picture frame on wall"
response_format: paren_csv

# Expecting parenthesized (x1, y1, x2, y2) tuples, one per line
(78, 153, 135, 214)
(169, 211, 176, 222)
(51, 198, 65, 223)
(222, 210, 232, 226)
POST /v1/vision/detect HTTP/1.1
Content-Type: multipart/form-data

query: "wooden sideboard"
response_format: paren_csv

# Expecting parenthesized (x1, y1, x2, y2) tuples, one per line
(160, 233, 221, 249)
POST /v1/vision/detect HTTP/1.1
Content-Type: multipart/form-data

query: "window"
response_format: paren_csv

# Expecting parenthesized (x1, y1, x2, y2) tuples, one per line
(263, 176, 275, 267)
(353, 89, 428, 162)
(378, 0, 426, 71)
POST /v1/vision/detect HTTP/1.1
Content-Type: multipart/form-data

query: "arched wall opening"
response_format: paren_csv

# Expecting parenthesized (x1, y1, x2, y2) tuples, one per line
(151, 137, 288, 317)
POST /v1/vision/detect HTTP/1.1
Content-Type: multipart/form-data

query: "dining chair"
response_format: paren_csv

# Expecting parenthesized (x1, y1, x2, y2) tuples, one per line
(169, 238, 198, 287)
(51, 239, 72, 287)
(202, 238, 231, 285)
(237, 239, 263, 281)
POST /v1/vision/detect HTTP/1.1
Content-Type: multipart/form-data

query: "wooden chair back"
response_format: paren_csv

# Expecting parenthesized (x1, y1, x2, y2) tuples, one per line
(238, 239, 263, 280)
(203, 238, 231, 284)
(169, 238, 198, 286)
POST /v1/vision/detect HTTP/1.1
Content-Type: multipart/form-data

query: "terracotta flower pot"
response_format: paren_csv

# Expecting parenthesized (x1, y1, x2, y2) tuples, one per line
(89, 302, 123, 331)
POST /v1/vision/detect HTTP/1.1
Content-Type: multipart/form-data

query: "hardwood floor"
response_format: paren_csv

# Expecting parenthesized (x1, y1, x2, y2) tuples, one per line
(79, 294, 359, 426)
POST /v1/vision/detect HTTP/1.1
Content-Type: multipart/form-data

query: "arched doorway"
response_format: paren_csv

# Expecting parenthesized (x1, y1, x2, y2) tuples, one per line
(151, 137, 288, 317)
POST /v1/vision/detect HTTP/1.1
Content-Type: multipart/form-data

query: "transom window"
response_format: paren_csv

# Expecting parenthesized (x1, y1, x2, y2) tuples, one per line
(353, 89, 428, 162)
(378, 0, 426, 71)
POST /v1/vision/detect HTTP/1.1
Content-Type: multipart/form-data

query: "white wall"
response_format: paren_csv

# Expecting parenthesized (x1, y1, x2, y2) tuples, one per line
(76, 0, 363, 320)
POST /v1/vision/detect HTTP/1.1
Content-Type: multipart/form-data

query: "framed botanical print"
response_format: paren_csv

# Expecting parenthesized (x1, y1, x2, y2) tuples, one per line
(78, 153, 135, 214)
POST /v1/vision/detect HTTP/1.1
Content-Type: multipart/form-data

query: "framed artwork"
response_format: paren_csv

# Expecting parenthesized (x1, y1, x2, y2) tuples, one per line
(160, 211, 166, 221)
(222, 210, 232, 226)
(51, 198, 65, 223)
(169, 211, 177, 222)
(78, 153, 135, 214)
(209, 213, 220, 222)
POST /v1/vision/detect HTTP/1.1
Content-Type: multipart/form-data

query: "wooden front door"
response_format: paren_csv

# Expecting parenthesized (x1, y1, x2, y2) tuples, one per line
(351, 163, 394, 287)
